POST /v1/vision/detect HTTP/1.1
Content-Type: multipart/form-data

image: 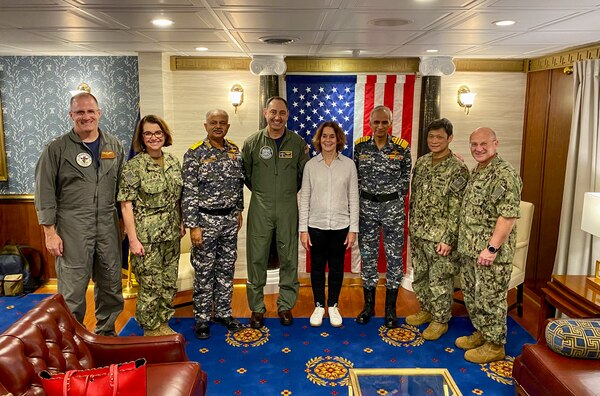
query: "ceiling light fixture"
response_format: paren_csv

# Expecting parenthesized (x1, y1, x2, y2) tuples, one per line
(425, 49, 439, 53)
(259, 36, 297, 45)
(493, 20, 516, 27)
(457, 85, 477, 115)
(152, 18, 174, 27)
(195, 47, 208, 51)
(369, 18, 413, 27)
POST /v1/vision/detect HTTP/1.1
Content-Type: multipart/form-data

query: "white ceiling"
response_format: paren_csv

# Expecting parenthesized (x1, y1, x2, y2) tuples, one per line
(0, 0, 599, 59)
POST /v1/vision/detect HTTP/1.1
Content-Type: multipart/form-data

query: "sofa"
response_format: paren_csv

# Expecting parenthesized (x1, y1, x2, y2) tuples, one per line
(0, 294, 207, 396)
(513, 319, 600, 396)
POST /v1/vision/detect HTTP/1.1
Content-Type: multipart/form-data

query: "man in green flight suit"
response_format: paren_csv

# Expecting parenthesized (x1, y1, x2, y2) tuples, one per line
(242, 96, 309, 328)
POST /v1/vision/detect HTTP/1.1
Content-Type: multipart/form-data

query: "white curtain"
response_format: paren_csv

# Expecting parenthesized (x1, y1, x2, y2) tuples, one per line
(554, 59, 600, 275)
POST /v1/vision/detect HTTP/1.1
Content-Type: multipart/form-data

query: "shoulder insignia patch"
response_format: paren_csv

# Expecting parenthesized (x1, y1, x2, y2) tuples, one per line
(226, 139, 239, 148)
(190, 140, 204, 150)
(354, 136, 371, 145)
(391, 136, 409, 149)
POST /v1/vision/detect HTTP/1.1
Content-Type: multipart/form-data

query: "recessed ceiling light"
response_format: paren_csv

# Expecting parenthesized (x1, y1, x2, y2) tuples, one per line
(369, 18, 413, 27)
(195, 47, 208, 51)
(493, 20, 516, 27)
(425, 49, 439, 53)
(152, 18, 174, 27)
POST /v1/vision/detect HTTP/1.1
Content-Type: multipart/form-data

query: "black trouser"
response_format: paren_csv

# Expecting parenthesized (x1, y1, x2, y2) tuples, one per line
(308, 226, 349, 307)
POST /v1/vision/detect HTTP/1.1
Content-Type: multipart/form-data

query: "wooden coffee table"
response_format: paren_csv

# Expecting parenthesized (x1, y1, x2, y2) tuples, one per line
(538, 275, 600, 337)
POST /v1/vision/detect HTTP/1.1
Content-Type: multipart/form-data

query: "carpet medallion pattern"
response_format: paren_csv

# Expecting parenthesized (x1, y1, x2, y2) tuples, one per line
(120, 316, 533, 395)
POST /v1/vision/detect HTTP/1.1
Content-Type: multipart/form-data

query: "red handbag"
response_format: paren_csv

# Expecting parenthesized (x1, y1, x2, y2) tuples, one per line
(39, 358, 147, 396)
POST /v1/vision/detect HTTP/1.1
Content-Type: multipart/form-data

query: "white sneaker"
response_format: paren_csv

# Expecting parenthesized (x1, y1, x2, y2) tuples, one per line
(328, 304, 343, 327)
(310, 304, 325, 327)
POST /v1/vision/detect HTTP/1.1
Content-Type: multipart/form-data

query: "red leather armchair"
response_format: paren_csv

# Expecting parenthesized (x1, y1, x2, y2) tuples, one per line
(513, 319, 600, 396)
(0, 294, 207, 396)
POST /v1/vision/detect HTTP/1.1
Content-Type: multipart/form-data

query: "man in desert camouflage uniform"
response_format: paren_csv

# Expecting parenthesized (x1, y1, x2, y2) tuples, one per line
(455, 127, 522, 364)
(354, 105, 411, 329)
(182, 109, 244, 340)
(407, 118, 469, 341)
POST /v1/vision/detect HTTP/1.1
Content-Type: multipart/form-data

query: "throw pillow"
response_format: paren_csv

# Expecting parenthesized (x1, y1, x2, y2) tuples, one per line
(545, 319, 600, 359)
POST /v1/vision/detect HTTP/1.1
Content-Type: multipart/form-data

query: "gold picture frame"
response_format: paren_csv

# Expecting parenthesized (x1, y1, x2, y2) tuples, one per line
(0, 91, 7, 181)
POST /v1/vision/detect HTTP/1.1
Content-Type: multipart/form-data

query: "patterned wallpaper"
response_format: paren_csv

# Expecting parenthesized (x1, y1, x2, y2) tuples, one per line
(0, 56, 139, 194)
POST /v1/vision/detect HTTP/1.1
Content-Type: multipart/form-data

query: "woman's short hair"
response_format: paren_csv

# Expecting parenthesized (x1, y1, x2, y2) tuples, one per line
(133, 114, 173, 153)
(312, 121, 346, 153)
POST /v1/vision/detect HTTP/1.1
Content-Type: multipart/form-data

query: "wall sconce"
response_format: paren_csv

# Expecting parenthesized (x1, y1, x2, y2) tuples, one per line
(457, 85, 476, 115)
(70, 82, 91, 97)
(229, 84, 244, 113)
(581, 192, 600, 291)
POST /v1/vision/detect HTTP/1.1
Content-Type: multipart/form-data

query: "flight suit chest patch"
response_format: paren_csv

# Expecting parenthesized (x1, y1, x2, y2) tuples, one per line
(279, 150, 293, 159)
(76, 152, 92, 167)
(260, 146, 273, 159)
(101, 151, 115, 159)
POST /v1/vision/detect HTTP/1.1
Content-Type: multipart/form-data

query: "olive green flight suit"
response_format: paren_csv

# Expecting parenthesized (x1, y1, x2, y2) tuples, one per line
(35, 129, 124, 335)
(241, 127, 309, 313)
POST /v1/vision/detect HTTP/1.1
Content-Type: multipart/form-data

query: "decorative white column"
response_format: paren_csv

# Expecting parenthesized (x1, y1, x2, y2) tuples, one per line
(249, 55, 287, 76)
(418, 56, 456, 76)
(249, 55, 287, 295)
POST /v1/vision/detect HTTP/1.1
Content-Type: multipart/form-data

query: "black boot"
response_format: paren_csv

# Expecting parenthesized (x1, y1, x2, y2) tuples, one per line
(356, 287, 376, 324)
(384, 288, 399, 328)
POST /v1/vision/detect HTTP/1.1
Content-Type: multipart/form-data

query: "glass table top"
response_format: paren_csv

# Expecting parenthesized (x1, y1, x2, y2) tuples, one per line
(348, 368, 462, 396)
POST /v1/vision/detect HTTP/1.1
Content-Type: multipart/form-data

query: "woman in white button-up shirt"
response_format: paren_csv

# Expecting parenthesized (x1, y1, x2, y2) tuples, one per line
(299, 121, 359, 328)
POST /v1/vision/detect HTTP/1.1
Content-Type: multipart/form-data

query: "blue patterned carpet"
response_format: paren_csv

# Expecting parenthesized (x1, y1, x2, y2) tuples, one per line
(121, 315, 534, 395)
(0, 294, 53, 333)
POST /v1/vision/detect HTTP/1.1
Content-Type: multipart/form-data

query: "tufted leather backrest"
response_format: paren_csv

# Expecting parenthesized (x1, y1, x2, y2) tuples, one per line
(0, 294, 95, 396)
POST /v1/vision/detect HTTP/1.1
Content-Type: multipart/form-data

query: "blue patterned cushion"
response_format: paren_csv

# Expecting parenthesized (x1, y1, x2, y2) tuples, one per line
(545, 319, 600, 359)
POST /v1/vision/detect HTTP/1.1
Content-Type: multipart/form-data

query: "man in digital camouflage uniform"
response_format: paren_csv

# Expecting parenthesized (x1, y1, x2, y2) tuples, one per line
(455, 127, 522, 364)
(354, 105, 411, 329)
(407, 118, 469, 340)
(182, 109, 245, 340)
(35, 92, 124, 336)
(242, 96, 309, 328)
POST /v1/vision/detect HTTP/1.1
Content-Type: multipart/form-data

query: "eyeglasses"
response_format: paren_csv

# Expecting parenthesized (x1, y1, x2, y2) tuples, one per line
(142, 131, 164, 139)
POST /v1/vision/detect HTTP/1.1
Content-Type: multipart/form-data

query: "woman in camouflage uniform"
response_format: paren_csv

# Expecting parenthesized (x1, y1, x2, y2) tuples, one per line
(118, 115, 184, 336)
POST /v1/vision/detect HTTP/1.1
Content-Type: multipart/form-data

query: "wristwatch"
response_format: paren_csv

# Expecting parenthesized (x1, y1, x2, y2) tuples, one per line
(487, 244, 499, 254)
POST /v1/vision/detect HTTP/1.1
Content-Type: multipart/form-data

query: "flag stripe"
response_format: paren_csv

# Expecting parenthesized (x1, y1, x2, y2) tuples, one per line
(363, 82, 375, 135)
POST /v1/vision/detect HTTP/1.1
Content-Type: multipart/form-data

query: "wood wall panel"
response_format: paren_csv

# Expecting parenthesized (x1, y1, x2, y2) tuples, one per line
(520, 68, 573, 296)
(536, 69, 573, 290)
(0, 197, 55, 279)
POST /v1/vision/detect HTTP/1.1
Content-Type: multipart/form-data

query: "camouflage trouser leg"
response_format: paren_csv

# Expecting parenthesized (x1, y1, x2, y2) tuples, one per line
(358, 200, 382, 289)
(191, 212, 238, 322)
(460, 254, 511, 344)
(410, 237, 459, 323)
(359, 198, 405, 289)
(132, 240, 180, 330)
(380, 200, 405, 289)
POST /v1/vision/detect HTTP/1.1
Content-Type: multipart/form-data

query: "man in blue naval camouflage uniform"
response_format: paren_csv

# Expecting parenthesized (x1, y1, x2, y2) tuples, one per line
(455, 127, 522, 364)
(182, 109, 244, 340)
(354, 105, 412, 328)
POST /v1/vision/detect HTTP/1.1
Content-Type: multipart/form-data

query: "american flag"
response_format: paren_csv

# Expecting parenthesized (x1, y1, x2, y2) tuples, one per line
(286, 74, 416, 159)
(287, 74, 416, 273)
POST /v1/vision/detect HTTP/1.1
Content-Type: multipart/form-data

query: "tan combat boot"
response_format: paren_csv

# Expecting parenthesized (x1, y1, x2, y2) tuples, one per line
(464, 342, 505, 364)
(405, 310, 432, 326)
(422, 321, 448, 341)
(158, 322, 177, 335)
(455, 331, 485, 350)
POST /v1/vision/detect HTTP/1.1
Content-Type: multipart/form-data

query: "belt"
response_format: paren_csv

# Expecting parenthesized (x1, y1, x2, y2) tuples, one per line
(198, 207, 237, 216)
(360, 191, 399, 202)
